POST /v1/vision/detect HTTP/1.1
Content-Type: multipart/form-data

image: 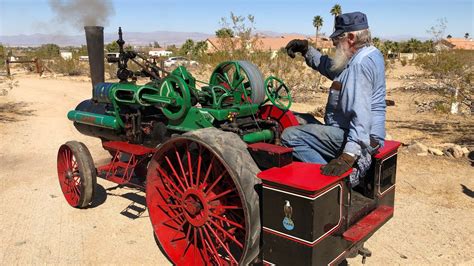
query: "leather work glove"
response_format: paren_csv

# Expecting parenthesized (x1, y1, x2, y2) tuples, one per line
(285, 39, 309, 58)
(321, 153, 356, 176)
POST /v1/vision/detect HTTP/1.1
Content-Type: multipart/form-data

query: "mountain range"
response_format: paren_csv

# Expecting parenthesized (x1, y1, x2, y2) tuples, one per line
(0, 30, 428, 47)
(0, 31, 214, 47)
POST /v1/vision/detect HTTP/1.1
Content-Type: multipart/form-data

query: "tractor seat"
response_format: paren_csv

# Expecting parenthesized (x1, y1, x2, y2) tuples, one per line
(373, 140, 401, 160)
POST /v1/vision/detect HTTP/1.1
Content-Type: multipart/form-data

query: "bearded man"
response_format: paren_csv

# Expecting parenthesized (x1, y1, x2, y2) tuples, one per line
(282, 12, 386, 183)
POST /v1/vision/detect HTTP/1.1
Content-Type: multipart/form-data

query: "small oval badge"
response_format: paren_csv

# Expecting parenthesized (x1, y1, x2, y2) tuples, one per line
(283, 217, 294, 231)
(283, 200, 294, 231)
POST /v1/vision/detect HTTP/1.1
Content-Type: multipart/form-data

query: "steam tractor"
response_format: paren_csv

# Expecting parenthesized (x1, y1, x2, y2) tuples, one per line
(57, 26, 401, 265)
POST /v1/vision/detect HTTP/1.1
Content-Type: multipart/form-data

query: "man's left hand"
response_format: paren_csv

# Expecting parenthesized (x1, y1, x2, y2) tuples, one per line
(321, 153, 356, 176)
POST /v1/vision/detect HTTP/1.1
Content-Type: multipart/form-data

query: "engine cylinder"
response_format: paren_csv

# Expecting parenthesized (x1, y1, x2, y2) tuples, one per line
(70, 99, 123, 141)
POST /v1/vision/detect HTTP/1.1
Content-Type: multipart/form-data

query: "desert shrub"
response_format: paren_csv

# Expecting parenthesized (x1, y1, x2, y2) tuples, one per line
(0, 76, 18, 96)
(433, 101, 450, 113)
(400, 58, 407, 66)
(105, 63, 118, 80)
(415, 50, 473, 113)
(50, 58, 86, 76)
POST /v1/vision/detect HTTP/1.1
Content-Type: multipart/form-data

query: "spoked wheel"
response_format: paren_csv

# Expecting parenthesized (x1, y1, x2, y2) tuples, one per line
(57, 141, 97, 208)
(146, 128, 261, 265)
(209, 60, 265, 104)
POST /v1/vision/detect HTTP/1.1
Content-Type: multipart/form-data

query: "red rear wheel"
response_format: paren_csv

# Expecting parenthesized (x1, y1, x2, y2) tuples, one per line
(57, 141, 96, 208)
(146, 128, 260, 265)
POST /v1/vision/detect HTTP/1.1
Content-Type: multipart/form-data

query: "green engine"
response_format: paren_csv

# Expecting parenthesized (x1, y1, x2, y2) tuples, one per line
(70, 27, 292, 147)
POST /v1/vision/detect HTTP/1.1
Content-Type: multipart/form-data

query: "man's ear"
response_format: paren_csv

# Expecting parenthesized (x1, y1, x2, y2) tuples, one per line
(347, 32, 356, 47)
(347, 32, 356, 44)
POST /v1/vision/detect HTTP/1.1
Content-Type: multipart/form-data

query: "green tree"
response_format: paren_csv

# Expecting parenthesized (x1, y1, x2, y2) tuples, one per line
(465, 33, 470, 39)
(416, 50, 472, 114)
(447, 34, 452, 39)
(313, 16, 323, 47)
(105, 42, 119, 52)
(180, 39, 195, 55)
(35, 44, 60, 59)
(73, 45, 88, 58)
(216, 12, 258, 57)
(215, 28, 234, 38)
(372, 37, 381, 49)
(153, 41, 161, 48)
(330, 4, 342, 32)
(193, 41, 208, 57)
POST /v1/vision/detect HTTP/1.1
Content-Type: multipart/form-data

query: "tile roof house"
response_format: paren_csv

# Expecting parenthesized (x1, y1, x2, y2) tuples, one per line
(435, 38, 474, 51)
(205, 35, 334, 55)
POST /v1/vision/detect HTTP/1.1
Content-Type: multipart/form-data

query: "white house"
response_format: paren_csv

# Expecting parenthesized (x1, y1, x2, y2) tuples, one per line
(60, 51, 73, 60)
(149, 48, 172, 57)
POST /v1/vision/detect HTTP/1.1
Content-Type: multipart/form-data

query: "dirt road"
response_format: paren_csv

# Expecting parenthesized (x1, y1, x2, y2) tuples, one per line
(1, 74, 473, 265)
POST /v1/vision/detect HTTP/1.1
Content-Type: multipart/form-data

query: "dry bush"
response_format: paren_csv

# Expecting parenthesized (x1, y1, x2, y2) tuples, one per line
(415, 50, 473, 114)
(400, 58, 408, 66)
(49, 58, 88, 76)
(0, 76, 18, 96)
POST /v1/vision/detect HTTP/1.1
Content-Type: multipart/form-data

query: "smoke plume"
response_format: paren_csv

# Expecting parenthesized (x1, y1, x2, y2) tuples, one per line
(48, 0, 115, 29)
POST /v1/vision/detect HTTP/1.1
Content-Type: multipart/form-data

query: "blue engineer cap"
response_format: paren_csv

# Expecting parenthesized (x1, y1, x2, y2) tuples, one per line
(329, 12, 369, 39)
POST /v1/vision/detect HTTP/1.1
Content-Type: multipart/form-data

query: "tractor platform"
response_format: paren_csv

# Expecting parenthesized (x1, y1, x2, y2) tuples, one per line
(97, 141, 156, 187)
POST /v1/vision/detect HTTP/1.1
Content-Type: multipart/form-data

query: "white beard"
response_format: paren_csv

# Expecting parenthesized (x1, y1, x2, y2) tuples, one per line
(330, 43, 351, 73)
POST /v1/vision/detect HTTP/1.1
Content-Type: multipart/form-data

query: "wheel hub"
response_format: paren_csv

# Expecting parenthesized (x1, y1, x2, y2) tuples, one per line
(182, 188, 209, 227)
(65, 170, 74, 180)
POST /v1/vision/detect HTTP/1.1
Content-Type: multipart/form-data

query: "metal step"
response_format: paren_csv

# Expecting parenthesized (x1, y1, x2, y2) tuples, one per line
(343, 205, 394, 243)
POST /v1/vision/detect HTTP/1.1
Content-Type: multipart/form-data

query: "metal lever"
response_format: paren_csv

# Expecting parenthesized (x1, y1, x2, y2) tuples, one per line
(358, 246, 372, 264)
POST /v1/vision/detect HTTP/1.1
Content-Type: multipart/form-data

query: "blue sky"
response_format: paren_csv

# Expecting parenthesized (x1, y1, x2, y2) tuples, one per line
(0, 0, 473, 39)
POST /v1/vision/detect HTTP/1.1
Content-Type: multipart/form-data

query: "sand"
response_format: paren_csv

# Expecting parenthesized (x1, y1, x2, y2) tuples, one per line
(0, 65, 473, 265)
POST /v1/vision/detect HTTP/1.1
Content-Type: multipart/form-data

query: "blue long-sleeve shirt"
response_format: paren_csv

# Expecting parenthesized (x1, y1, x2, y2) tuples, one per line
(304, 46, 386, 156)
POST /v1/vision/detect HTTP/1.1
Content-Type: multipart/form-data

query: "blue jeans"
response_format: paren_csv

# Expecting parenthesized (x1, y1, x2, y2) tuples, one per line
(281, 124, 346, 164)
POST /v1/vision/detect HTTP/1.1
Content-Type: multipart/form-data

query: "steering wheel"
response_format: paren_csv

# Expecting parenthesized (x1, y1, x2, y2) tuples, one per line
(264, 76, 292, 110)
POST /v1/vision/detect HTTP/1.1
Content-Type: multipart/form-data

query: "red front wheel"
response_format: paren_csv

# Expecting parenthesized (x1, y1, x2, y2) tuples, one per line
(146, 128, 261, 265)
(57, 141, 96, 208)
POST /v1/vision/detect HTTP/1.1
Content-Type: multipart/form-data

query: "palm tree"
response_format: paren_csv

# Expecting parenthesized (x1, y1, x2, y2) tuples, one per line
(330, 4, 342, 32)
(313, 16, 323, 47)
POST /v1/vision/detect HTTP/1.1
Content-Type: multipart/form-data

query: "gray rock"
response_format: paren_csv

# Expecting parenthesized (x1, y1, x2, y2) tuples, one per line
(408, 141, 428, 153)
(428, 147, 444, 156)
(438, 143, 456, 148)
(449, 145, 464, 158)
(461, 147, 470, 155)
(443, 149, 454, 157)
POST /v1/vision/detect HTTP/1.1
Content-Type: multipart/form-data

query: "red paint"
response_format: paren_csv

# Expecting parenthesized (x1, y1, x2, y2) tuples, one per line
(343, 206, 394, 243)
(146, 138, 247, 265)
(99, 141, 155, 185)
(258, 105, 299, 131)
(248, 142, 293, 154)
(102, 141, 156, 156)
(57, 144, 82, 207)
(258, 162, 351, 193)
(374, 140, 401, 159)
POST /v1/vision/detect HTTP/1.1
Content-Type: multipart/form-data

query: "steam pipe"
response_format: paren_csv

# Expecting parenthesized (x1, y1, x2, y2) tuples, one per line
(84, 26, 105, 89)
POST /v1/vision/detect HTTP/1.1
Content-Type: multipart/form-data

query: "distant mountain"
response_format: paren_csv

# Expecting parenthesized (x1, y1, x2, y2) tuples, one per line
(0, 31, 214, 47)
(0, 30, 430, 47)
(379, 35, 431, 41)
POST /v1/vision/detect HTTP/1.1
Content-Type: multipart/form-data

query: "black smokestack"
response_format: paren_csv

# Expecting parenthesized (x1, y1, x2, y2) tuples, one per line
(84, 26, 104, 89)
